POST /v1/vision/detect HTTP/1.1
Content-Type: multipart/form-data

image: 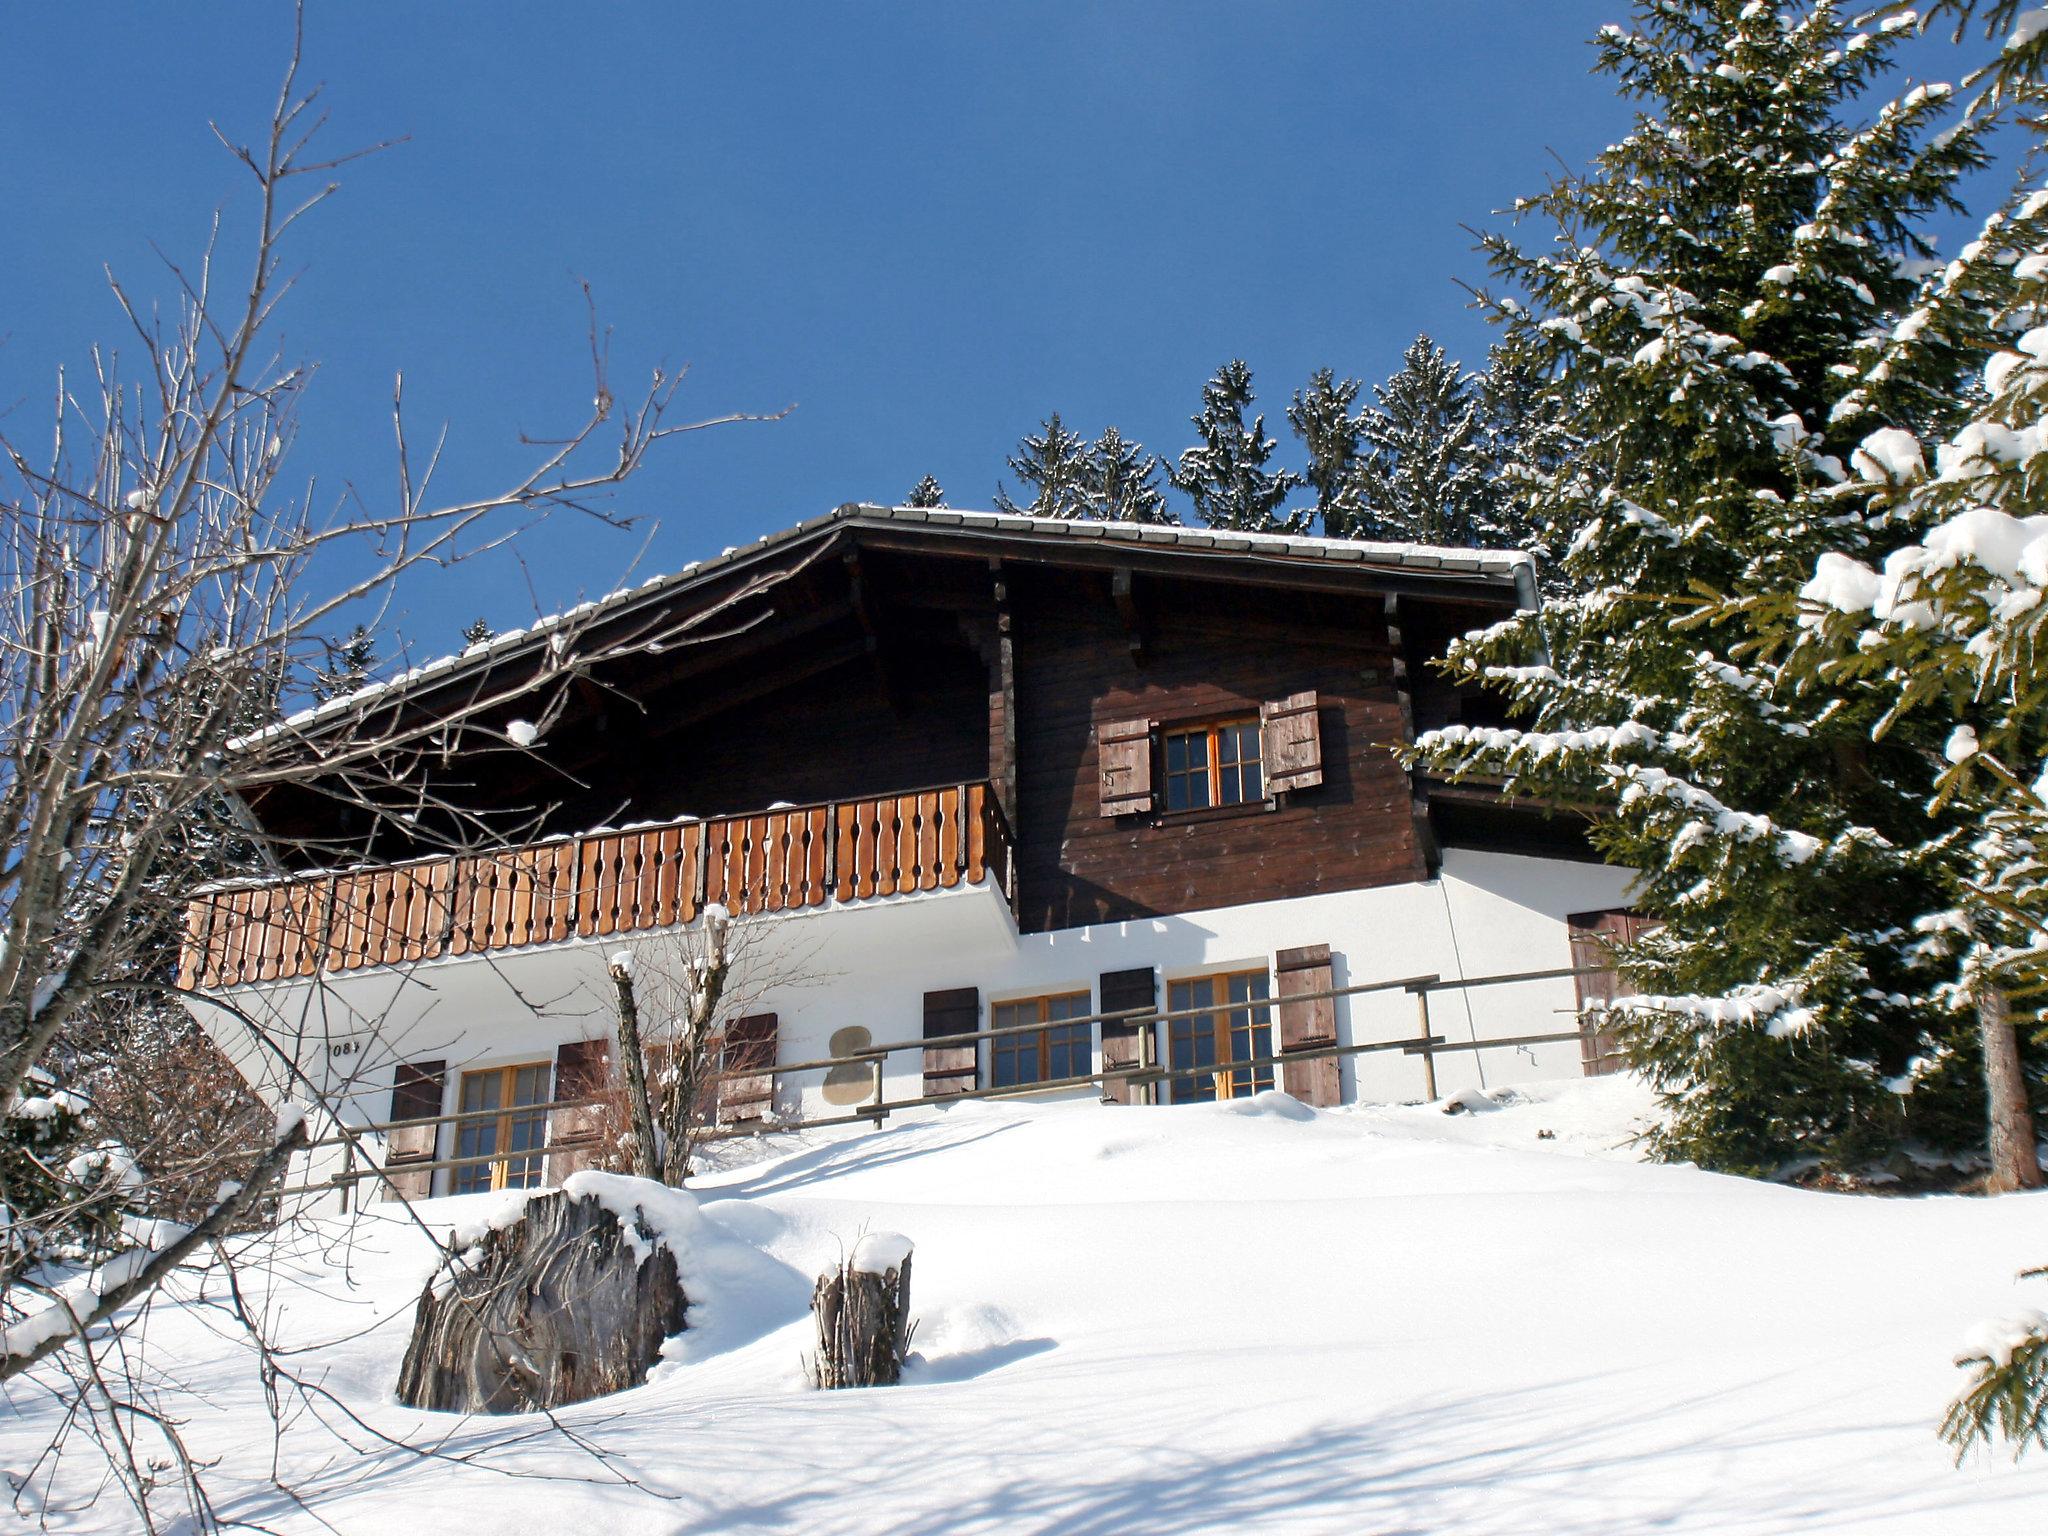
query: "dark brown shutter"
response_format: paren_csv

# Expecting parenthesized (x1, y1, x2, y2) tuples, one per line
(1260, 691, 1324, 793)
(1098, 966, 1156, 1106)
(922, 988, 979, 1097)
(719, 1013, 779, 1123)
(1568, 911, 1654, 1078)
(1097, 717, 1155, 817)
(546, 1038, 611, 1183)
(383, 1060, 445, 1202)
(1275, 945, 1341, 1107)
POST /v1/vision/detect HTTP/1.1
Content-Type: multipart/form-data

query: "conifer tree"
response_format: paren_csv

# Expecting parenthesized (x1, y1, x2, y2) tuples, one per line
(1473, 342, 1563, 558)
(312, 624, 377, 702)
(1766, 0, 2048, 1458)
(1082, 427, 1175, 524)
(1288, 369, 1370, 538)
(1170, 361, 1307, 532)
(1355, 335, 1494, 545)
(905, 474, 946, 508)
(1408, 0, 1991, 1176)
(995, 413, 1091, 519)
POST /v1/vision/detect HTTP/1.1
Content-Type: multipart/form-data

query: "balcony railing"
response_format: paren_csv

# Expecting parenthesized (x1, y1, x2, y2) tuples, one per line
(180, 782, 1013, 990)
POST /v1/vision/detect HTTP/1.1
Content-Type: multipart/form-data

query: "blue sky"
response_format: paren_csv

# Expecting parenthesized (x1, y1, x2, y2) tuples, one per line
(0, 4, 1999, 663)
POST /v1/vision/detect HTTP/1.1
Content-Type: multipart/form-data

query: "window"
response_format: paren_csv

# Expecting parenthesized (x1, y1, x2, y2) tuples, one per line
(990, 991, 1092, 1088)
(1163, 719, 1263, 812)
(453, 1062, 552, 1193)
(1165, 971, 1273, 1103)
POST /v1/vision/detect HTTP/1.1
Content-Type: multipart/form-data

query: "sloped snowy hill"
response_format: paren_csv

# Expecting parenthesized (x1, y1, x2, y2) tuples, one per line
(4, 1078, 2043, 1534)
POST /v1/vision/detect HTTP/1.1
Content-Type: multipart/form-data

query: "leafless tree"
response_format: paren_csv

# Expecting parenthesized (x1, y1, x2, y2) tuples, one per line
(0, 12, 775, 1528)
(593, 907, 799, 1184)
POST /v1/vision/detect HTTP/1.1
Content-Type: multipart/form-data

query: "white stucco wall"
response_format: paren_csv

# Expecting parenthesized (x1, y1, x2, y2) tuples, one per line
(183, 848, 1637, 1196)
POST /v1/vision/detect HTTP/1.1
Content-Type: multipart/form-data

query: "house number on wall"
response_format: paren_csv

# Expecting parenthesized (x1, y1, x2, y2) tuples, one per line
(328, 1039, 361, 1059)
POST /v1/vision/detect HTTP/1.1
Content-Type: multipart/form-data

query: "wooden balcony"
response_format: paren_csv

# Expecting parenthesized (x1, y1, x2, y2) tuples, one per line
(180, 783, 1013, 990)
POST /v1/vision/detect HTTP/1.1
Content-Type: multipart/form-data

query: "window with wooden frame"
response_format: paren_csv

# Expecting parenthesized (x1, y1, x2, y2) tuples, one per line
(1164, 970, 1274, 1103)
(989, 991, 1092, 1089)
(1163, 719, 1264, 812)
(453, 1062, 552, 1193)
(1096, 692, 1322, 819)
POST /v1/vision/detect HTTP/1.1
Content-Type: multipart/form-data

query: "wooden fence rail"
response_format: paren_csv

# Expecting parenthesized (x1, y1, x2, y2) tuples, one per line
(180, 782, 1012, 989)
(280, 963, 1607, 1200)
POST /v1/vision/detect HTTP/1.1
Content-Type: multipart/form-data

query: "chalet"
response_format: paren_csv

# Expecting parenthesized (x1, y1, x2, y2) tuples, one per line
(177, 504, 1635, 1199)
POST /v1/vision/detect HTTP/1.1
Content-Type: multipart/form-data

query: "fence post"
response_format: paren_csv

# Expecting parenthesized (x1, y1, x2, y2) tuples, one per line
(696, 824, 713, 912)
(1138, 1017, 1158, 1106)
(1413, 986, 1438, 1101)
(825, 801, 839, 895)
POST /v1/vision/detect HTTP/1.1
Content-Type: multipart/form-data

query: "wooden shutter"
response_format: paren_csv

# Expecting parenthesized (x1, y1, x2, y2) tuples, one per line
(1097, 716, 1155, 817)
(1099, 966, 1156, 1106)
(1275, 945, 1341, 1107)
(546, 1038, 611, 1183)
(383, 1059, 444, 1203)
(1568, 910, 1654, 1077)
(719, 1013, 779, 1124)
(1260, 691, 1324, 793)
(922, 988, 979, 1097)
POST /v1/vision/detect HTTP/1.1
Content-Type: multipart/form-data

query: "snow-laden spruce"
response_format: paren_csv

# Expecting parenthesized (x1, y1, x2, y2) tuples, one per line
(1770, 0, 2048, 1459)
(1407, 0, 1997, 1177)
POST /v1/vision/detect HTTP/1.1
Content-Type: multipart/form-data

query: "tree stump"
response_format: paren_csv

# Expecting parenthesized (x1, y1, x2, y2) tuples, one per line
(396, 1188, 686, 1413)
(810, 1232, 914, 1389)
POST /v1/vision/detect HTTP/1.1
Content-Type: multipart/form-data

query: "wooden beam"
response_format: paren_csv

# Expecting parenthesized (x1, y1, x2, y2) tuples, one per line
(843, 524, 1521, 605)
(589, 595, 853, 701)
(1111, 567, 1147, 664)
(843, 549, 906, 718)
(460, 634, 875, 810)
(639, 635, 876, 743)
(1384, 592, 1438, 879)
(992, 558, 1019, 829)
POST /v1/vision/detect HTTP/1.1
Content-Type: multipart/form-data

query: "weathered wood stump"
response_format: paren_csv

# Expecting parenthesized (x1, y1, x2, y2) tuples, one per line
(396, 1188, 686, 1413)
(810, 1232, 914, 1388)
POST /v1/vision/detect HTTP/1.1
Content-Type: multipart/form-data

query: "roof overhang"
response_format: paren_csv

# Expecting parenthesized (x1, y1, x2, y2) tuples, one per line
(248, 503, 1539, 752)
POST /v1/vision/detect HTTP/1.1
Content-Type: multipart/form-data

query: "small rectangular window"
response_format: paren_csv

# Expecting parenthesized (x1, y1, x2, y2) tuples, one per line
(1165, 728, 1211, 811)
(1164, 719, 1263, 812)
(990, 991, 1092, 1088)
(1165, 970, 1273, 1103)
(1216, 721, 1263, 804)
(454, 1062, 551, 1193)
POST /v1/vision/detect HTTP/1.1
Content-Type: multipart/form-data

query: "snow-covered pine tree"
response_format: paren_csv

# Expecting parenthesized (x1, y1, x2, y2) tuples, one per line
(905, 474, 946, 508)
(1170, 361, 1308, 532)
(1288, 368, 1371, 538)
(462, 616, 495, 648)
(1082, 427, 1175, 524)
(1473, 340, 1565, 559)
(313, 624, 377, 701)
(1354, 335, 1496, 545)
(1408, 0, 1992, 1176)
(1765, 0, 2048, 1458)
(994, 414, 1091, 519)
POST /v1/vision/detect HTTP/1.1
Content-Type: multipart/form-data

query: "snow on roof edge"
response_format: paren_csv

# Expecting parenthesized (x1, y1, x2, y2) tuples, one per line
(240, 504, 1536, 747)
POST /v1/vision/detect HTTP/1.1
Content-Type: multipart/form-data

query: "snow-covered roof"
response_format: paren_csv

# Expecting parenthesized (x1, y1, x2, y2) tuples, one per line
(252, 504, 1538, 745)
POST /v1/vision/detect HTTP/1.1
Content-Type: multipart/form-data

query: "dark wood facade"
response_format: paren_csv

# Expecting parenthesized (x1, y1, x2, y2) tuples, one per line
(1006, 564, 1425, 931)
(239, 508, 1576, 943)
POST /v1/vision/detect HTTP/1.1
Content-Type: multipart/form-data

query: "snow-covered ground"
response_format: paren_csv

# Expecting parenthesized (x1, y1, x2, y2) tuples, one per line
(4, 1077, 2044, 1534)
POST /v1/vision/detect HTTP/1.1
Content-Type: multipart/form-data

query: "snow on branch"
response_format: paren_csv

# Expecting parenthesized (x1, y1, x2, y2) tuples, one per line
(1613, 765, 1825, 866)
(1609, 983, 1820, 1038)
(1416, 720, 1663, 775)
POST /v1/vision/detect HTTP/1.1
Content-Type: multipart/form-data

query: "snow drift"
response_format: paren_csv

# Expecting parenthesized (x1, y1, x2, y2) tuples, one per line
(0, 1077, 2041, 1534)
